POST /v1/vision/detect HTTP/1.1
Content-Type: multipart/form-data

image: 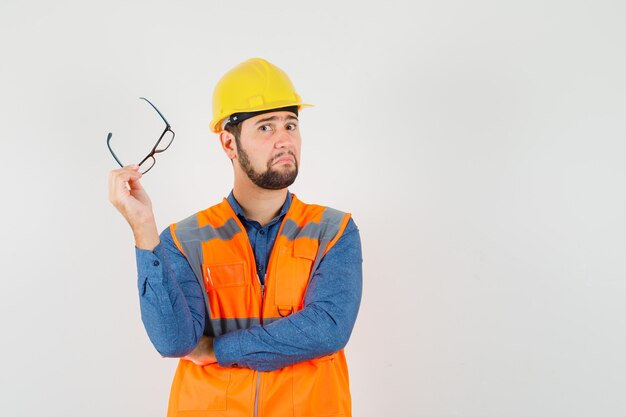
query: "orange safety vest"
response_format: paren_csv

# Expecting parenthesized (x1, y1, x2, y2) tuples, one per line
(167, 193, 353, 417)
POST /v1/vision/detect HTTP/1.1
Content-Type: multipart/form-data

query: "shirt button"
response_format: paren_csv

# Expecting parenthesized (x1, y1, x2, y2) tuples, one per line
(259, 229, 265, 235)
(153, 260, 160, 267)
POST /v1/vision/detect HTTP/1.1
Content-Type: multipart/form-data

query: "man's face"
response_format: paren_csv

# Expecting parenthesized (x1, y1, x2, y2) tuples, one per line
(234, 110, 301, 190)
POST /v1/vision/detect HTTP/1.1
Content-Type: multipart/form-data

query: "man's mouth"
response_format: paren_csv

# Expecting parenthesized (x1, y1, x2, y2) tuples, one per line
(272, 153, 295, 165)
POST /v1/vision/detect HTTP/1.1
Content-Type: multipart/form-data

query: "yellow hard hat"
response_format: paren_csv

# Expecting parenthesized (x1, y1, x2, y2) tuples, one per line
(210, 58, 313, 133)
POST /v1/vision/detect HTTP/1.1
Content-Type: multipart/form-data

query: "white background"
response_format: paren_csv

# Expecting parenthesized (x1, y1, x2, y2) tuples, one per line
(1, 1, 625, 416)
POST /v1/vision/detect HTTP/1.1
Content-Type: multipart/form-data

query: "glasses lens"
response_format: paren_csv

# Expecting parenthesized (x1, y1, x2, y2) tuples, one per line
(155, 130, 174, 153)
(139, 156, 156, 174)
(108, 99, 167, 167)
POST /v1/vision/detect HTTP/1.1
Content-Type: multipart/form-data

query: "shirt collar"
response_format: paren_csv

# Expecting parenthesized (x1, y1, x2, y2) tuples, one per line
(226, 190, 292, 222)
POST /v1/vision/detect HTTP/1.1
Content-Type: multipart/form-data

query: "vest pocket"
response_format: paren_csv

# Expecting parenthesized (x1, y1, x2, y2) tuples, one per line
(175, 361, 230, 413)
(292, 353, 341, 416)
(202, 261, 255, 324)
(274, 239, 317, 312)
(203, 261, 252, 322)
(204, 261, 246, 289)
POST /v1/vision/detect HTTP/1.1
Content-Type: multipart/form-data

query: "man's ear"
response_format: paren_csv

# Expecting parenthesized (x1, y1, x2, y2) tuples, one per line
(219, 130, 237, 160)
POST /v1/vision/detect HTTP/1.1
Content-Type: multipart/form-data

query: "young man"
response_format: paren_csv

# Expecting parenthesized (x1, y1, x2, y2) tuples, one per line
(108, 58, 362, 417)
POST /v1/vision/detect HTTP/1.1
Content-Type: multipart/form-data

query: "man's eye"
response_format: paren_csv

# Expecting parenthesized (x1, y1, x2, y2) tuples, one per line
(259, 125, 271, 132)
(287, 124, 297, 130)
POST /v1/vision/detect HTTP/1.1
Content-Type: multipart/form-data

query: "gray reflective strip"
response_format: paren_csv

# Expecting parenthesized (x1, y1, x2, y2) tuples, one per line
(173, 214, 204, 296)
(280, 207, 345, 242)
(262, 317, 281, 326)
(280, 219, 320, 241)
(195, 218, 241, 242)
(206, 317, 259, 337)
(174, 215, 243, 314)
(284, 207, 347, 282)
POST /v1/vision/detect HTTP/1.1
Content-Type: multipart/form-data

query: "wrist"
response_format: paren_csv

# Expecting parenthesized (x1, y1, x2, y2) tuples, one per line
(132, 221, 160, 251)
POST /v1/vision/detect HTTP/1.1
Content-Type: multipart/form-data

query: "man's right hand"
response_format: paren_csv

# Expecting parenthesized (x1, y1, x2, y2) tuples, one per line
(182, 336, 217, 366)
(108, 165, 160, 251)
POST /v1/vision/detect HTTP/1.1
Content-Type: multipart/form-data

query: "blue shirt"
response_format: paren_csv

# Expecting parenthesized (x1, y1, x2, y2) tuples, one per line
(135, 190, 362, 371)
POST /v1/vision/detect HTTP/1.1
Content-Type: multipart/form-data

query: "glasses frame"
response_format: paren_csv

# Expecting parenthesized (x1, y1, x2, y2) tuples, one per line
(107, 97, 175, 174)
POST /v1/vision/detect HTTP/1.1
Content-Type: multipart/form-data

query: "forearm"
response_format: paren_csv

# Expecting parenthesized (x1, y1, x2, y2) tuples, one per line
(214, 300, 358, 371)
(136, 229, 206, 357)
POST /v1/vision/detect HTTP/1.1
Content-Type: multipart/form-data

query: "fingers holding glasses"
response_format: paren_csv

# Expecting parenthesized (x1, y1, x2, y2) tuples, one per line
(108, 165, 141, 206)
(108, 165, 160, 250)
(108, 165, 155, 226)
(108, 164, 141, 191)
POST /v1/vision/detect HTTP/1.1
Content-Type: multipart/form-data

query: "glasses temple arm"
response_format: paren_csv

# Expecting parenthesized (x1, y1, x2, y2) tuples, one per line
(139, 97, 171, 126)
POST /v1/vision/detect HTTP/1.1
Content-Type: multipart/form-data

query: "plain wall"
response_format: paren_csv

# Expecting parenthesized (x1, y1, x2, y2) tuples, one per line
(1, 1, 625, 416)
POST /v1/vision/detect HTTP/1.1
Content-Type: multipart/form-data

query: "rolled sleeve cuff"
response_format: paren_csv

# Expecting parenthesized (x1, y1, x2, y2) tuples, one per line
(135, 242, 166, 295)
(214, 331, 244, 368)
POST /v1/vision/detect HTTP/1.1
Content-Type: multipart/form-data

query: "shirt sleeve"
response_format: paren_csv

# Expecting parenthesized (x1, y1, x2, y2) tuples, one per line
(213, 217, 363, 371)
(135, 227, 206, 357)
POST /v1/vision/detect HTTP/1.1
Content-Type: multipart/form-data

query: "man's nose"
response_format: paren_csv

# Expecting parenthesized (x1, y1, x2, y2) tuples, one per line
(274, 127, 293, 148)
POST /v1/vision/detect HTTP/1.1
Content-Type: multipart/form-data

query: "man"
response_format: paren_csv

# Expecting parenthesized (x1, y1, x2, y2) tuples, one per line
(108, 57, 362, 417)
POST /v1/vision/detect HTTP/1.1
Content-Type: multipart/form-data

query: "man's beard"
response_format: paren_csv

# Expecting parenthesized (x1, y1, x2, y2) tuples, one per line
(237, 142, 298, 190)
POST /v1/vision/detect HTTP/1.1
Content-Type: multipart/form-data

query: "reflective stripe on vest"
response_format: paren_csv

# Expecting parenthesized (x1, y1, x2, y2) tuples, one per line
(166, 193, 353, 417)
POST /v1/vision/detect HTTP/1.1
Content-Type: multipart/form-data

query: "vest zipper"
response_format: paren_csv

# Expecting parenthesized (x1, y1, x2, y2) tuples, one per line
(253, 212, 290, 417)
(255, 272, 265, 320)
(260, 281, 265, 317)
(254, 274, 264, 417)
(254, 371, 261, 417)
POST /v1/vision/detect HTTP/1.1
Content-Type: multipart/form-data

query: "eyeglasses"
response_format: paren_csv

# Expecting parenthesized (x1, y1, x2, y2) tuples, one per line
(107, 97, 175, 174)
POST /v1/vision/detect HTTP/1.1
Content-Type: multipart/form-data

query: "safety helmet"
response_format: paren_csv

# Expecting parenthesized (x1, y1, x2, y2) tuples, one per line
(210, 58, 312, 133)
